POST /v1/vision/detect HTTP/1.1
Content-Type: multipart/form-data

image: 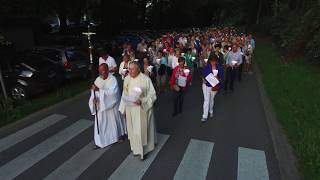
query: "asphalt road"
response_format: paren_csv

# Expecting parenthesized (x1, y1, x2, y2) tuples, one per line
(0, 69, 281, 180)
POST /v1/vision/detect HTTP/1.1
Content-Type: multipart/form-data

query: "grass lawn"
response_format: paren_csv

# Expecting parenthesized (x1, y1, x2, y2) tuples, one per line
(0, 80, 90, 128)
(255, 37, 320, 180)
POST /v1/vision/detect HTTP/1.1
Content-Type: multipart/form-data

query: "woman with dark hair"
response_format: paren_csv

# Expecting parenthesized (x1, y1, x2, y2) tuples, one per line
(169, 57, 192, 117)
(201, 55, 224, 122)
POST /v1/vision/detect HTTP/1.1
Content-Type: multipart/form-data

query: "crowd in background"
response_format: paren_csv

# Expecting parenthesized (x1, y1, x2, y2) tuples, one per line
(98, 27, 256, 121)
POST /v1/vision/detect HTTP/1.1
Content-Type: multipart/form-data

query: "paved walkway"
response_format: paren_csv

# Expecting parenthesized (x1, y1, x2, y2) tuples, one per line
(0, 69, 281, 180)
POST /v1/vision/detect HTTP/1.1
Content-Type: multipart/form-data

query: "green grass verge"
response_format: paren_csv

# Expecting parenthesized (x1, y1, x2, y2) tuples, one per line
(255, 37, 320, 180)
(0, 80, 90, 127)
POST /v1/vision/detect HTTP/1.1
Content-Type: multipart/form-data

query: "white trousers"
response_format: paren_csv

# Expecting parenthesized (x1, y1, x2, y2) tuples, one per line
(202, 84, 217, 119)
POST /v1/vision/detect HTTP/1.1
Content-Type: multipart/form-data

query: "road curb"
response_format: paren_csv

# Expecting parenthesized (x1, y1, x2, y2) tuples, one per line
(254, 62, 301, 180)
(0, 90, 90, 136)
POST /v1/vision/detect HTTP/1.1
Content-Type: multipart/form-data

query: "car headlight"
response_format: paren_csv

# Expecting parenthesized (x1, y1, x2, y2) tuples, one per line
(19, 71, 33, 78)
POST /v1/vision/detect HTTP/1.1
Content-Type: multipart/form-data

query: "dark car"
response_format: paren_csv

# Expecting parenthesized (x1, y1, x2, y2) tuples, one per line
(1, 54, 64, 100)
(31, 47, 89, 80)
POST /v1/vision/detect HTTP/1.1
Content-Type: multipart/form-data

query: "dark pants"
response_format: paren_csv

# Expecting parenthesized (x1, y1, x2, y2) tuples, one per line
(167, 67, 173, 79)
(224, 66, 236, 91)
(238, 58, 244, 81)
(173, 89, 185, 114)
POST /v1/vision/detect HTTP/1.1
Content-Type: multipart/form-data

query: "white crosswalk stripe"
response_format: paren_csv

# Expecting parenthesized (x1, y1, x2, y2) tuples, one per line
(108, 133, 170, 180)
(44, 141, 110, 180)
(0, 114, 272, 180)
(0, 114, 66, 152)
(173, 139, 214, 180)
(237, 147, 270, 180)
(0, 119, 92, 180)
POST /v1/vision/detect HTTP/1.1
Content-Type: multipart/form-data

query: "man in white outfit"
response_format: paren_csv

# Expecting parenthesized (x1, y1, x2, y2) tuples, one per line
(89, 64, 127, 149)
(98, 50, 118, 74)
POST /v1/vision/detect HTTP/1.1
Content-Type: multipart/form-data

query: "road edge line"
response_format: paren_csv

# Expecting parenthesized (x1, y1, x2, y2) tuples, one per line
(253, 62, 301, 180)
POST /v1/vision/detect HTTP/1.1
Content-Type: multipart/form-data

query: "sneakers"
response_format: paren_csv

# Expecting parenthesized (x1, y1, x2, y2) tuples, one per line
(201, 118, 207, 122)
(209, 113, 213, 118)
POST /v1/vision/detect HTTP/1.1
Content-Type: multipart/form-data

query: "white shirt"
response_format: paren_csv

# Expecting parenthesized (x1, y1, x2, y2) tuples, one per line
(167, 54, 175, 68)
(226, 51, 243, 66)
(137, 43, 147, 53)
(171, 56, 178, 69)
(99, 56, 117, 70)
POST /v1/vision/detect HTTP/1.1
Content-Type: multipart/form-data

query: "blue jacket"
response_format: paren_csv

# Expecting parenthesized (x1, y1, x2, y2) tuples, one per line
(203, 63, 224, 89)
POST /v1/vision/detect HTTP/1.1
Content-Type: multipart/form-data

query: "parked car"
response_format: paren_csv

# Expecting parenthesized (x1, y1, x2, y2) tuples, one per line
(1, 54, 64, 100)
(30, 47, 89, 80)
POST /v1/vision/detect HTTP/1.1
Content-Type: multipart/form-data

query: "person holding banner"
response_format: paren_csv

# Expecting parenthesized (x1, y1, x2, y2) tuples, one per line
(201, 55, 224, 122)
(169, 57, 192, 117)
(89, 64, 127, 149)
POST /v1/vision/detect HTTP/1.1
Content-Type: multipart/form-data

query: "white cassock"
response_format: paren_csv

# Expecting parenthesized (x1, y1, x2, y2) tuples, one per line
(119, 73, 157, 159)
(89, 74, 127, 148)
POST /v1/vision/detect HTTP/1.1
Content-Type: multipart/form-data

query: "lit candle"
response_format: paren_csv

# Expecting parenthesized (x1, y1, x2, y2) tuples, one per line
(213, 69, 218, 76)
(147, 65, 153, 72)
(132, 87, 142, 99)
(184, 69, 190, 76)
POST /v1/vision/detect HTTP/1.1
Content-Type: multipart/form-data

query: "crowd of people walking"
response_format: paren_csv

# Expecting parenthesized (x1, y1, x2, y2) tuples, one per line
(89, 27, 256, 160)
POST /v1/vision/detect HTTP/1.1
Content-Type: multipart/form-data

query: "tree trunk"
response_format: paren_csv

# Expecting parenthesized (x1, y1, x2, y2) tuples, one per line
(274, 0, 279, 17)
(256, 0, 263, 24)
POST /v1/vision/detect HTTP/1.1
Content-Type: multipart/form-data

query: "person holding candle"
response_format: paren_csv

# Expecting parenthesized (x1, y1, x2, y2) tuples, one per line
(119, 61, 157, 160)
(224, 44, 243, 93)
(142, 57, 157, 86)
(169, 57, 192, 117)
(156, 51, 168, 94)
(137, 39, 148, 53)
(201, 55, 224, 122)
(184, 48, 194, 85)
(119, 54, 130, 80)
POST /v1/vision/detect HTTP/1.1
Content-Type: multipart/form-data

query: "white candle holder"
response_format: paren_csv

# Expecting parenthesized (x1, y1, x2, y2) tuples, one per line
(213, 69, 218, 76)
(147, 65, 153, 72)
(184, 69, 190, 76)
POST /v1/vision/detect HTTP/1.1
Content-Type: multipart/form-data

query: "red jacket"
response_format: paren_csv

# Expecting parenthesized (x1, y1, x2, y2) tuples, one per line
(169, 66, 192, 91)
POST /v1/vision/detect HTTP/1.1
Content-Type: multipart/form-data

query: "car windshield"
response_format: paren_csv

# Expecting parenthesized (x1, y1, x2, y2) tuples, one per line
(16, 55, 53, 70)
(65, 50, 85, 62)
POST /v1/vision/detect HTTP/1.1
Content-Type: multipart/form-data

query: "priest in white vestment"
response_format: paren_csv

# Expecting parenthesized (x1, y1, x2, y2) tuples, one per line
(89, 64, 127, 149)
(119, 61, 157, 160)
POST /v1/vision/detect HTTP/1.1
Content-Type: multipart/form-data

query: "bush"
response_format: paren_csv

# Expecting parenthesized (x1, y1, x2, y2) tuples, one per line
(305, 31, 320, 62)
(260, 6, 320, 61)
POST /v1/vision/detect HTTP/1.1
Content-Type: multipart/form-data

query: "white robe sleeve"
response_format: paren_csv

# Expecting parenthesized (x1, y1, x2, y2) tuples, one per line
(140, 77, 157, 112)
(98, 76, 119, 112)
(88, 90, 99, 115)
(119, 77, 128, 114)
